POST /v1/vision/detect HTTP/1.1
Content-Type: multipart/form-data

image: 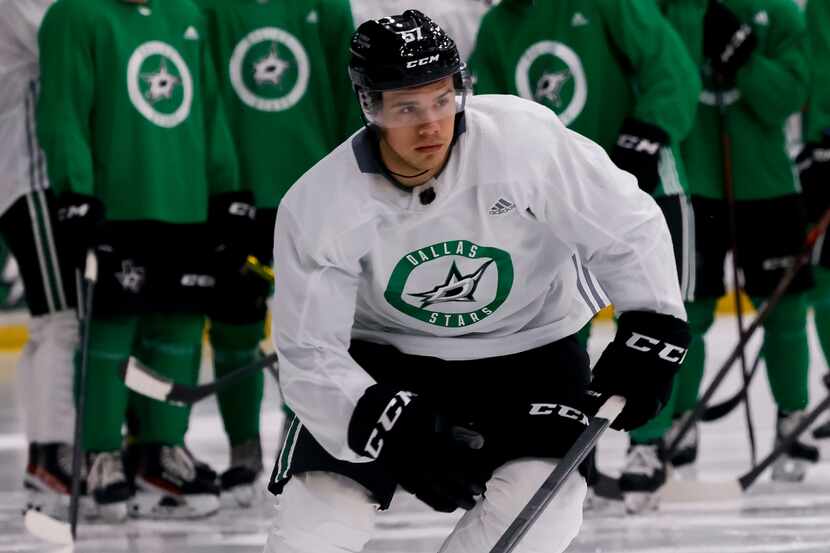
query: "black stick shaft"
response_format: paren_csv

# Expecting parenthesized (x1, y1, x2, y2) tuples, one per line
(69, 254, 96, 540)
(489, 397, 623, 553)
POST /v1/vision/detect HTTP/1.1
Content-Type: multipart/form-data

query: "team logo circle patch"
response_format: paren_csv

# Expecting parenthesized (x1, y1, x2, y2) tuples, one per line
(515, 41, 587, 126)
(229, 27, 310, 112)
(127, 41, 193, 128)
(384, 240, 514, 329)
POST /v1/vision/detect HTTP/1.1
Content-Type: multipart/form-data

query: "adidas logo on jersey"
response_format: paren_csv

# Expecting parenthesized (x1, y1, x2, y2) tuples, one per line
(306, 10, 319, 24)
(488, 198, 516, 215)
(571, 12, 589, 27)
(184, 26, 199, 40)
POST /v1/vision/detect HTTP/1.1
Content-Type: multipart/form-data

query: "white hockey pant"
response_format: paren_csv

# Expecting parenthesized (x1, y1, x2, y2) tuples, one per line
(263, 458, 586, 553)
(16, 310, 78, 443)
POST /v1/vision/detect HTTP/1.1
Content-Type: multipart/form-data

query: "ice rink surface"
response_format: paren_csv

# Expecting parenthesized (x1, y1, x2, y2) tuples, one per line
(2, 314, 830, 552)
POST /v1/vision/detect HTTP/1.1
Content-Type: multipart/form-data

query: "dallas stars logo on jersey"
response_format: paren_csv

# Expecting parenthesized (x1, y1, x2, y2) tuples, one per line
(515, 41, 586, 126)
(229, 27, 310, 112)
(384, 240, 514, 329)
(127, 41, 193, 128)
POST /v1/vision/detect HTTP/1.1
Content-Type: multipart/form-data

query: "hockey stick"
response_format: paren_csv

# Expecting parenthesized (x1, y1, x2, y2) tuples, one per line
(701, 206, 830, 423)
(660, 390, 830, 502)
(24, 250, 98, 545)
(715, 77, 757, 466)
(123, 352, 279, 406)
(489, 395, 625, 553)
(664, 211, 830, 458)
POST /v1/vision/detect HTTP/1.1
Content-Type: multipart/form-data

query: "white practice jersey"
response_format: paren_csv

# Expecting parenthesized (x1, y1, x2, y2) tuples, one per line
(0, 0, 53, 217)
(349, 0, 494, 63)
(272, 94, 686, 462)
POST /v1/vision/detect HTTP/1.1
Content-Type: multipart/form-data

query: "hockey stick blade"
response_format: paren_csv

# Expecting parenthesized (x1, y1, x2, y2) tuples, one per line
(24, 510, 73, 546)
(124, 353, 279, 405)
(490, 395, 625, 553)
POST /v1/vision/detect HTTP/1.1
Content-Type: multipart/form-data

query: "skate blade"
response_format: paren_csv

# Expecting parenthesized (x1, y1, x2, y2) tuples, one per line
(623, 491, 660, 514)
(130, 492, 219, 520)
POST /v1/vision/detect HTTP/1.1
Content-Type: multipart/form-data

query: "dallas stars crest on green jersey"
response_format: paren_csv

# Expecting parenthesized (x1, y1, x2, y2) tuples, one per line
(128, 41, 193, 128)
(229, 27, 310, 113)
(384, 240, 514, 329)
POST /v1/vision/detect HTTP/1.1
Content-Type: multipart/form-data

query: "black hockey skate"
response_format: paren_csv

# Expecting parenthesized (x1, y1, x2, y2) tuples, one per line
(618, 440, 667, 514)
(129, 443, 220, 519)
(25, 443, 79, 518)
(87, 450, 132, 522)
(665, 411, 699, 478)
(220, 439, 263, 508)
(772, 410, 820, 482)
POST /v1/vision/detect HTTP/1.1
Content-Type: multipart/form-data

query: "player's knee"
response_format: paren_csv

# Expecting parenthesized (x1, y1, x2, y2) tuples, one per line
(264, 471, 377, 553)
(442, 459, 585, 553)
(490, 459, 585, 552)
(763, 294, 808, 336)
(685, 300, 716, 336)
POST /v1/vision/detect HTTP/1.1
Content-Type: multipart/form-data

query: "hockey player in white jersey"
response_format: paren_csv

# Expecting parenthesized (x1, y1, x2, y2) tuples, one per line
(265, 10, 690, 553)
(0, 0, 78, 517)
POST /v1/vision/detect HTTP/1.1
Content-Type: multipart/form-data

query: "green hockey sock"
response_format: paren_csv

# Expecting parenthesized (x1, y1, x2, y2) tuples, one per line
(210, 320, 265, 446)
(130, 314, 203, 445)
(82, 316, 138, 452)
(811, 266, 830, 365)
(758, 294, 810, 412)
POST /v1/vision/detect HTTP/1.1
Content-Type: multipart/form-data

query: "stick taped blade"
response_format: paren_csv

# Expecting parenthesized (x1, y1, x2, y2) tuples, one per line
(24, 510, 73, 545)
(124, 357, 174, 402)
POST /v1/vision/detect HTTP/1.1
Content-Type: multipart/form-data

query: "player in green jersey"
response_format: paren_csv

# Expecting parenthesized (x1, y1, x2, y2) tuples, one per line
(799, 0, 830, 439)
(37, 0, 254, 521)
(653, 0, 817, 510)
(469, 0, 700, 511)
(193, 0, 360, 506)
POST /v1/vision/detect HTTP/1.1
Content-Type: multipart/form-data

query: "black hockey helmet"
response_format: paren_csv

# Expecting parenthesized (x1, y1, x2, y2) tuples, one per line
(348, 10, 470, 127)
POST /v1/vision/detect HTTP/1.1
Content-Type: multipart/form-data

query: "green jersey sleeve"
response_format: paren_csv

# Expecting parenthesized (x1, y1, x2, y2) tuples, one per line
(597, 0, 701, 143)
(735, 0, 808, 129)
(805, 0, 830, 141)
(36, 0, 96, 196)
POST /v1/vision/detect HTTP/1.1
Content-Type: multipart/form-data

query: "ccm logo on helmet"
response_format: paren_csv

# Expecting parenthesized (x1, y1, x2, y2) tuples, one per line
(406, 54, 440, 68)
(625, 332, 687, 364)
(364, 391, 417, 458)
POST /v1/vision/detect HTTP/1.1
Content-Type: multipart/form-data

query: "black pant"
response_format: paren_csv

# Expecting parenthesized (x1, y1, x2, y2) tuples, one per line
(268, 336, 591, 509)
(0, 190, 75, 315)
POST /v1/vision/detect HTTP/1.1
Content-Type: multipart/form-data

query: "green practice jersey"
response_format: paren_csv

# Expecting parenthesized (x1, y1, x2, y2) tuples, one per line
(805, 0, 830, 141)
(660, 0, 809, 200)
(37, 0, 238, 223)
(194, 0, 360, 209)
(470, 0, 700, 197)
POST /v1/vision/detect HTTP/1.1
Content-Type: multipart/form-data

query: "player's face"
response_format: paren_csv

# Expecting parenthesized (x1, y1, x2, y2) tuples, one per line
(378, 77, 456, 184)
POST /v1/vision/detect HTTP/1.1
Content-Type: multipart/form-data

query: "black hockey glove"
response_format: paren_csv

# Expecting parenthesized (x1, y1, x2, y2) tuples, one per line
(796, 131, 830, 224)
(208, 190, 256, 269)
(348, 384, 492, 513)
(55, 191, 105, 270)
(611, 118, 669, 195)
(589, 311, 690, 431)
(703, 0, 757, 84)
